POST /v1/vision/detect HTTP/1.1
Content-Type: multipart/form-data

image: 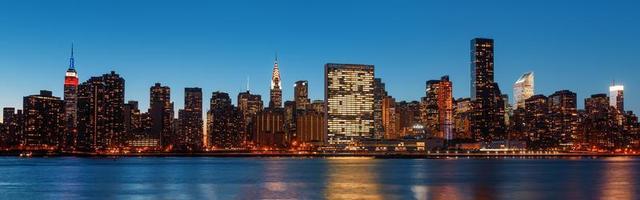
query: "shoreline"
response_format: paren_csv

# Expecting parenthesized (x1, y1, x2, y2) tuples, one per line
(2, 151, 639, 159)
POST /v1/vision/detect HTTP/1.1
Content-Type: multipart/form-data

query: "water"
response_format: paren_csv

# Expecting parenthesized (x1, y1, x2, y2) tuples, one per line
(0, 157, 638, 200)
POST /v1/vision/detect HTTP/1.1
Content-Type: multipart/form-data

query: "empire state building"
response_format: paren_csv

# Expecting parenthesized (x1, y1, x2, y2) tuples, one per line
(269, 54, 282, 108)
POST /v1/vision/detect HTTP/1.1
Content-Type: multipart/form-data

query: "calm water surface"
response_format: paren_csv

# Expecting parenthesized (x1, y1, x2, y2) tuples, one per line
(0, 157, 638, 200)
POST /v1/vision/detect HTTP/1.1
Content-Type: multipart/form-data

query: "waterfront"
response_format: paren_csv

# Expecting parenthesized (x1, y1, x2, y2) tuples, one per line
(0, 157, 638, 200)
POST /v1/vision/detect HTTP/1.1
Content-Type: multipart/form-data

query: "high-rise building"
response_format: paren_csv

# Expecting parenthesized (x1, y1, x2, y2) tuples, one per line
(453, 98, 472, 139)
(609, 84, 624, 112)
(207, 92, 243, 149)
(396, 101, 422, 137)
(584, 93, 622, 149)
(64, 45, 79, 148)
(123, 101, 142, 140)
(310, 100, 325, 114)
(373, 78, 388, 139)
(178, 87, 203, 151)
(294, 80, 310, 110)
(325, 63, 375, 144)
(470, 38, 506, 142)
(1, 107, 22, 147)
(253, 108, 286, 148)
(548, 90, 578, 147)
(23, 90, 65, 149)
(237, 90, 263, 143)
(150, 83, 173, 147)
(524, 94, 550, 149)
(269, 55, 282, 108)
(513, 72, 534, 110)
(295, 110, 324, 143)
(381, 96, 398, 139)
(76, 71, 125, 151)
(284, 101, 296, 143)
(424, 76, 453, 140)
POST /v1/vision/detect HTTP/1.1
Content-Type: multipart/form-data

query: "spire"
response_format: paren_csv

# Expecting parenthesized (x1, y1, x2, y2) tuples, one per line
(246, 76, 250, 92)
(271, 52, 281, 90)
(69, 43, 75, 70)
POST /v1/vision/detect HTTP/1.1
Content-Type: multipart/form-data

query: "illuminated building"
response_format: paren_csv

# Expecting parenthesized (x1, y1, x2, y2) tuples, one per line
(548, 90, 578, 147)
(513, 72, 534, 109)
(64, 45, 79, 148)
(453, 98, 472, 139)
(310, 100, 325, 114)
(150, 83, 173, 147)
(325, 63, 375, 144)
(123, 101, 142, 140)
(470, 38, 506, 142)
(373, 78, 388, 139)
(284, 101, 296, 143)
(76, 71, 125, 151)
(609, 84, 624, 112)
(396, 101, 422, 137)
(207, 92, 243, 149)
(294, 80, 310, 110)
(424, 76, 453, 140)
(295, 110, 324, 143)
(253, 108, 286, 148)
(237, 90, 263, 143)
(23, 90, 65, 148)
(269, 55, 282, 108)
(524, 94, 550, 149)
(1, 107, 22, 147)
(382, 96, 399, 139)
(177, 87, 203, 151)
(584, 94, 622, 149)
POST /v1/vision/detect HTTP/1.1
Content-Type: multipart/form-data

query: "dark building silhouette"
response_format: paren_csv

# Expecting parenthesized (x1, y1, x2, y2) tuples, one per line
(207, 92, 243, 149)
(523, 94, 550, 149)
(548, 90, 578, 148)
(76, 71, 125, 151)
(237, 90, 263, 144)
(177, 87, 203, 151)
(23, 90, 65, 149)
(373, 78, 388, 139)
(150, 83, 173, 147)
(470, 38, 506, 142)
(123, 101, 142, 141)
(1, 107, 23, 147)
(584, 94, 623, 150)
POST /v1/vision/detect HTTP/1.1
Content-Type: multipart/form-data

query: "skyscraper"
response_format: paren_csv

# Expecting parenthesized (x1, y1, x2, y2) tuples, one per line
(470, 38, 506, 142)
(548, 90, 578, 147)
(513, 72, 534, 110)
(76, 71, 125, 151)
(609, 84, 624, 112)
(23, 90, 65, 149)
(207, 92, 243, 148)
(237, 90, 263, 143)
(373, 78, 388, 139)
(294, 80, 310, 110)
(325, 63, 375, 144)
(424, 76, 453, 140)
(178, 87, 203, 151)
(64, 45, 79, 148)
(150, 83, 173, 147)
(269, 55, 282, 108)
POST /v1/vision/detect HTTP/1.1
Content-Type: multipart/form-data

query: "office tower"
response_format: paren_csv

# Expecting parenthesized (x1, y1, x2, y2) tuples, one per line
(548, 90, 578, 147)
(123, 101, 142, 140)
(453, 98, 472, 139)
(424, 76, 454, 140)
(325, 63, 375, 144)
(295, 109, 325, 143)
(382, 96, 399, 139)
(178, 87, 203, 151)
(513, 72, 534, 109)
(524, 94, 550, 149)
(584, 94, 621, 149)
(253, 108, 286, 148)
(23, 90, 65, 148)
(609, 84, 624, 112)
(310, 100, 325, 114)
(207, 92, 243, 149)
(64, 45, 79, 148)
(294, 80, 310, 110)
(396, 101, 422, 137)
(373, 78, 388, 139)
(150, 83, 173, 147)
(76, 71, 125, 151)
(470, 38, 506, 142)
(284, 101, 296, 143)
(269, 55, 282, 108)
(1, 107, 21, 147)
(238, 90, 263, 142)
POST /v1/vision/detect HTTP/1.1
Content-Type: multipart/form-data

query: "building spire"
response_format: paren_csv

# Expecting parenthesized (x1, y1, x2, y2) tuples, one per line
(69, 43, 75, 70)
(246, 76, 250, 92)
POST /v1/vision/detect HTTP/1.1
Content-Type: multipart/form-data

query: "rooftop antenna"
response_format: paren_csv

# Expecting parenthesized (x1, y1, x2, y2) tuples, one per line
(69, 43, 75, 70)
(246, 76, 250, 92)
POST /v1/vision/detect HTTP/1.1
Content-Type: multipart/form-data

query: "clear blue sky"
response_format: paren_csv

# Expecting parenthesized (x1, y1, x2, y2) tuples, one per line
(0, 0, 639, 117)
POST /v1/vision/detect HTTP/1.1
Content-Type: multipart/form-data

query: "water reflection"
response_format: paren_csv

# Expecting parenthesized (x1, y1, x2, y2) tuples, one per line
(324, 158, 384, 200)
(600, 157, 636, 200)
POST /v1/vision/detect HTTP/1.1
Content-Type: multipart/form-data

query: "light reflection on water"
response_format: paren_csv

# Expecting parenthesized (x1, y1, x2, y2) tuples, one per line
(0, 157, 638, 200)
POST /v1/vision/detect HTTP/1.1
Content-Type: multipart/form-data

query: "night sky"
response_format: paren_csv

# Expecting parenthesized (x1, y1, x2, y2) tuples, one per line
(1, 0, 638, 118)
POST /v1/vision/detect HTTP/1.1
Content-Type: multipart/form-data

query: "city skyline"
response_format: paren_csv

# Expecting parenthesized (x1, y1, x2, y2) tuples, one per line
(1, 1, 640, 118)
